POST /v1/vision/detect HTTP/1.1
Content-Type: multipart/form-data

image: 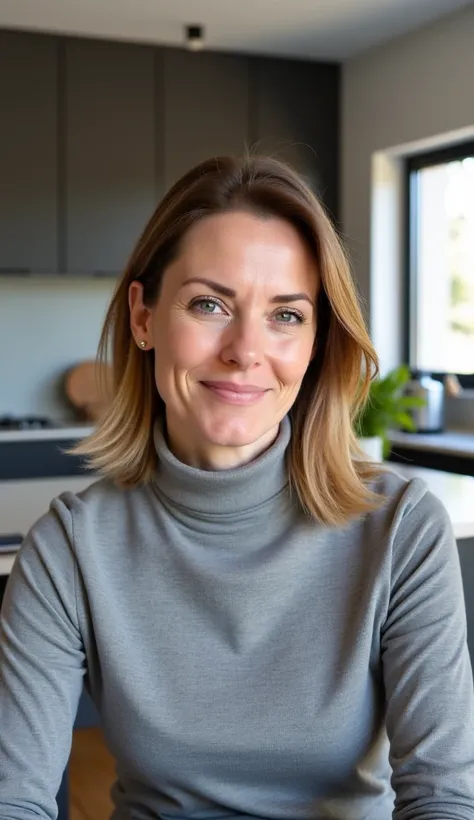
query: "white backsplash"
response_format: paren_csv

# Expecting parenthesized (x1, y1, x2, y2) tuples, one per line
(0, 276, 115, 420)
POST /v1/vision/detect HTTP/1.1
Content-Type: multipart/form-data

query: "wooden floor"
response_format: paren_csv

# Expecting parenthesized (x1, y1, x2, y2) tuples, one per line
(69, 728, 116, 820)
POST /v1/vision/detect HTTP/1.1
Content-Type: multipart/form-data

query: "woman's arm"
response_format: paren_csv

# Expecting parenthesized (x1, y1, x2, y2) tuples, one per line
(382, 482, 474, 819)
(0, 498, 85, 820)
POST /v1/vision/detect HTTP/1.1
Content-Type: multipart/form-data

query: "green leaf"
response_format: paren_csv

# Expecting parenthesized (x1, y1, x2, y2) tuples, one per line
(353, 364, 427, 440)
(393, 412, 416, 430)
(399, 396, 426, 409)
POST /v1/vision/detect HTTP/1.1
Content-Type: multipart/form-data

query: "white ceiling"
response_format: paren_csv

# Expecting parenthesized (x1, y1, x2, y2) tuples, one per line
(0, 0, 473, 61)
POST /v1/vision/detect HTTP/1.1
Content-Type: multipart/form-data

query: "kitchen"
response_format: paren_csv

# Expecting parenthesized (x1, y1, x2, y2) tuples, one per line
(2, 1, 474, 818)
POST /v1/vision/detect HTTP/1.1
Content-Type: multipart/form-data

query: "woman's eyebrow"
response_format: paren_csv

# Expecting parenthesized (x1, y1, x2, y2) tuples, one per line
(269, 293, 314, 306)
(181, 277, 314, 306)
(181, 277, 235, 298)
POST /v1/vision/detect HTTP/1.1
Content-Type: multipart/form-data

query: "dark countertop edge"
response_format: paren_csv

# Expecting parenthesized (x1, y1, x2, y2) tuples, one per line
(388, 431, 474, 459)
(0, 437, 93, 481)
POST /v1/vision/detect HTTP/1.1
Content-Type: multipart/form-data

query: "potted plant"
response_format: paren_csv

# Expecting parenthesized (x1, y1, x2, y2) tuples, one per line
(354, 364, 425, 461)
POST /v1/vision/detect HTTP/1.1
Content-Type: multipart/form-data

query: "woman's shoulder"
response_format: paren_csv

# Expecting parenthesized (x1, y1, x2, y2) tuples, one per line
(24, 476, 152, 555)
(9, 478, 156, 591)
(51, 474, 152, 527)
(372, 464, 449, 517)
(59, 474, 131, 508)
(365, 464, 453, 550)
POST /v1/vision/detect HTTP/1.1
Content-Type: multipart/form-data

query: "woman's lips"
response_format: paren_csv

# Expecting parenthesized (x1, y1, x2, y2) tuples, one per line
(200, 381, 269, 406)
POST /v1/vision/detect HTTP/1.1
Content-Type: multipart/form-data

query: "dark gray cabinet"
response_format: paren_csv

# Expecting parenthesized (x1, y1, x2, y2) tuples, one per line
(0, 32, 340, 279)
(162, 49, 250, 190)
(0, 32, 59, 273)
(252, 58, 339, 220)
(65, 39, 156, 275)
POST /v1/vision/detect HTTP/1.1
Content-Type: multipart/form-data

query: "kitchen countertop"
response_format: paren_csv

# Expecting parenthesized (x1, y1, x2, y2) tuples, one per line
(0, 424, 94, 443)
(389, 429, 474, 458)
(2, 463, 474, 576)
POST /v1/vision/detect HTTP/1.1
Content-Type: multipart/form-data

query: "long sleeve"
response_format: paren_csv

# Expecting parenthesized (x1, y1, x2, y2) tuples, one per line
(0, 499, 85, 820)
(382, 483, 474, 819)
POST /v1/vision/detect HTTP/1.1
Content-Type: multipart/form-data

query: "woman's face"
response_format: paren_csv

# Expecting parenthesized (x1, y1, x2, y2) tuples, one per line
(129, 211, 318, 469)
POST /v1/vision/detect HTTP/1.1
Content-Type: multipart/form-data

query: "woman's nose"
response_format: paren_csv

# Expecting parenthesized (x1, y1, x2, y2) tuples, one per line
(220, 318, 264, 370)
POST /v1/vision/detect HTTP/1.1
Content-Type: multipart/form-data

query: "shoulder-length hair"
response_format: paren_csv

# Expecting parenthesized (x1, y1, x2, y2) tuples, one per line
(73, 154, 380, 526)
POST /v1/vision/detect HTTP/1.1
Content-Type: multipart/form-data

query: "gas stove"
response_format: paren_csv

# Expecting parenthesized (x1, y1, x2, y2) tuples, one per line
(0, 415, 56, 431)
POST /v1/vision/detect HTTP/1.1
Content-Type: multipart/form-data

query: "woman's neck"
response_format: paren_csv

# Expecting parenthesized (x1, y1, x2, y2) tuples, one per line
(164, 417, 280, 472)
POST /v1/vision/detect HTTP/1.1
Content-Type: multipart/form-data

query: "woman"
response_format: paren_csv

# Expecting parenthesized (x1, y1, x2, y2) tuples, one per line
(1, 155, 473, 820)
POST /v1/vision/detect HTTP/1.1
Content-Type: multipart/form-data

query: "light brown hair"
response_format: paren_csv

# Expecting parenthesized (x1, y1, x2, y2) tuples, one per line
(73, 154, 380, 525)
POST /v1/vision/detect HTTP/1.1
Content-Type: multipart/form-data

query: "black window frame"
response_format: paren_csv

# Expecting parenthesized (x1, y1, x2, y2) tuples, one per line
(405, 140, 474, 389)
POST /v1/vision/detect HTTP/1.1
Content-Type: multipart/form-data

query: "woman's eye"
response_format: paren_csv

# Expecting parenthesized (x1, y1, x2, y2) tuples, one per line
(191, 298, 225, 315)
(274, 309, 304, 325)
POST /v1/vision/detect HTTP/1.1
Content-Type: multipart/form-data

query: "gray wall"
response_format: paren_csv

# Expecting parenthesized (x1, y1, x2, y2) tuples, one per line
(342, 3, 474, 330)
(0, 278, 115, 420)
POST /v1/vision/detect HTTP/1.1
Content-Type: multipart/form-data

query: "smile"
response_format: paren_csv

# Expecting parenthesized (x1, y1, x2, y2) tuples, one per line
(200, 381, 269, 406)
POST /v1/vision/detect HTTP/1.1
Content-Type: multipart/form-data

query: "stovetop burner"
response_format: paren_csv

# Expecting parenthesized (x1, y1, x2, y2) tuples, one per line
(0, 415, 56, 430)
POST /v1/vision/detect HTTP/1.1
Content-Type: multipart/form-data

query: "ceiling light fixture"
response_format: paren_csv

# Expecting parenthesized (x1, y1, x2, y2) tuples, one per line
(184, 24, 205, 51)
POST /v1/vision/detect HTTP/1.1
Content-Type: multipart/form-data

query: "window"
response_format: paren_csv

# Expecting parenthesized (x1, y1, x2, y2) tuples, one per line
(406, 142, 474, 387)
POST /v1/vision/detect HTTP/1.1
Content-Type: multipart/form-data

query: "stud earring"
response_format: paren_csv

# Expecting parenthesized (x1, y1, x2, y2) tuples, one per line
(139, 340, 147, 349)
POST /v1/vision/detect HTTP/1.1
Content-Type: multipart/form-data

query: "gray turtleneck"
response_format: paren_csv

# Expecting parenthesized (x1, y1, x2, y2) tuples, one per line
(1, 417, 474, 819)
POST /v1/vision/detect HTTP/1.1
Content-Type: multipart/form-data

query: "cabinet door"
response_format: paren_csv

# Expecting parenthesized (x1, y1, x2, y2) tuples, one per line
(252, 58, 340, 220)
(0, 32, 58, 274)
(162, 49, 250, 190)
(65, 39, 156, 275)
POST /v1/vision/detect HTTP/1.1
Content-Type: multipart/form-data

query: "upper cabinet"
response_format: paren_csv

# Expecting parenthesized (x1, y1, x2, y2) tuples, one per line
(0, 32, 59, 273)
(252, 58, 339, 220)
(162, 49, 250, 190)
(0, 33, 339, 277)
(65, 39, 156, 275)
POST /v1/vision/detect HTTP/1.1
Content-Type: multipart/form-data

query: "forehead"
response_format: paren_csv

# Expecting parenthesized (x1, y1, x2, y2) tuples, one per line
(170, 211, 319, 295)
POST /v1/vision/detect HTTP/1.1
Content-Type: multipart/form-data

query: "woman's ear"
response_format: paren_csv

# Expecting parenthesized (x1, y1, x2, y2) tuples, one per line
(129, 281, 154, 350)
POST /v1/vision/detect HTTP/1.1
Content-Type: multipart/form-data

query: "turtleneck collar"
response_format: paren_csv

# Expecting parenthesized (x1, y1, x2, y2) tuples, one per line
(153, 416, 291, 515)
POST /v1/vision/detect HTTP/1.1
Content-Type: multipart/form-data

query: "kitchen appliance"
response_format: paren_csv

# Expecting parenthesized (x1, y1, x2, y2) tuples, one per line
(404, 373, 445, 433)
(0, 415, 56, 430)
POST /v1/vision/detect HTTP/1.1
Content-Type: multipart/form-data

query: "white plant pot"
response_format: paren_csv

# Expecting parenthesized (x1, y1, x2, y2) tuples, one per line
(357, 435, 383, 462)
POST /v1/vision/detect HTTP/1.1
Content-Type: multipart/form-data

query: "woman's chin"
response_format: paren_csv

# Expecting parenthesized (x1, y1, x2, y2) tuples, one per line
(165, 408, 281, 467)
(196, 416, 279, 452)
(199, 426, 259, 449)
